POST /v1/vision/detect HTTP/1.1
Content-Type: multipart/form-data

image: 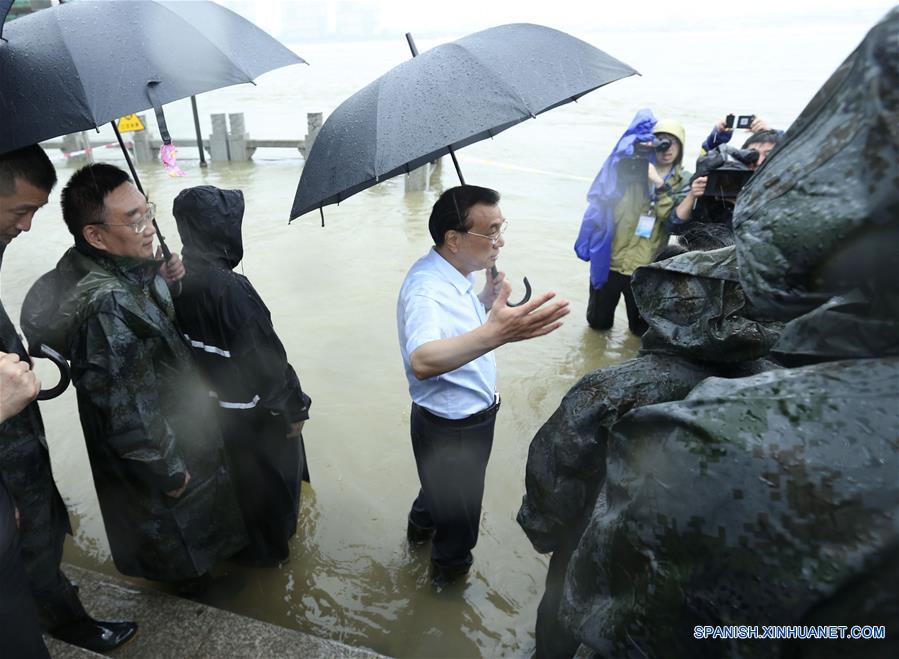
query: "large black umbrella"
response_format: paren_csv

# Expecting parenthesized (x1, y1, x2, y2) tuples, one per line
(0, 0, 304, 154)
(290, 23, 637, 221)
(0, 0, 303, 399)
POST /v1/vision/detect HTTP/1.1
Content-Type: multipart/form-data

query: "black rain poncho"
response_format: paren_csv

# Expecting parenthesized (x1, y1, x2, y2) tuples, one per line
(172, 185, 311, 564)
(0, 244, 80, 628)
(21, 244, 247, 582)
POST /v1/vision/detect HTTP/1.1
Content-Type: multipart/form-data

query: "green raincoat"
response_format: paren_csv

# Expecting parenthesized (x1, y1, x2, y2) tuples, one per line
(21, 244, 247, 581)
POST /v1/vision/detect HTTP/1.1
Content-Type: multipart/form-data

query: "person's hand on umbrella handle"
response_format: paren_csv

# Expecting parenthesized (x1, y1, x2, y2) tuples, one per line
(479, 267, 506, 310)
(0, 351, 41, 423)
(157, 247, 186, 284)
(485, 286, 570, 345)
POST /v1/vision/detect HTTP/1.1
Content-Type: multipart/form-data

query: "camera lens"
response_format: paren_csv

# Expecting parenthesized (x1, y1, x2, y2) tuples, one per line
(655, 138, 672, 152)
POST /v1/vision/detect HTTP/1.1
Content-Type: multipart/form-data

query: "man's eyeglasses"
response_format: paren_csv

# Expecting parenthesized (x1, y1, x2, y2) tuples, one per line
(461, 220, 508, 247)
(89, 202, 156, 235)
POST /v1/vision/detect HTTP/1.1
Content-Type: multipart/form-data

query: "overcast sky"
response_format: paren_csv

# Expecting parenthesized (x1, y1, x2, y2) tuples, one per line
(234, 0, 897, 40)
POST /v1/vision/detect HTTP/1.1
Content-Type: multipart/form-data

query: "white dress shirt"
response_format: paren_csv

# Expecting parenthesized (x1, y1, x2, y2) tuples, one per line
(397, 248, 496, 419)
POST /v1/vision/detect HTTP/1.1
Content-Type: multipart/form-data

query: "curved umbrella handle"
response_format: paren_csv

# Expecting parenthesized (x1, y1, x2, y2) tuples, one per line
(31, 344, 71, 401)
(491, 266, 532, 308)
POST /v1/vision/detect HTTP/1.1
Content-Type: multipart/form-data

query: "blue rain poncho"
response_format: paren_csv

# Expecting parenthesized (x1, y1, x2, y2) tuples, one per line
(574, 109, 656, 288)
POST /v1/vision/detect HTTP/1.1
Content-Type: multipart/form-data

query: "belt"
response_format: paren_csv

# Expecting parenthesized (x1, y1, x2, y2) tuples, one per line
(415, 394, 501, 427)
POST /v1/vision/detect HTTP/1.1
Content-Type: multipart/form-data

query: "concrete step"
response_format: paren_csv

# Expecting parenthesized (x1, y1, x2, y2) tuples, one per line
(46, 564, 388, 659)
(44, 636, 104, 658)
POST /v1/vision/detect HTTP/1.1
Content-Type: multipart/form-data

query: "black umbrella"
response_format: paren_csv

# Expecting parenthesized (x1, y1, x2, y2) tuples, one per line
(0, 0, 304, 258)
(0, 0, 304, 153)
(1, 0, 303, 398)
(290, 23, 637, 221)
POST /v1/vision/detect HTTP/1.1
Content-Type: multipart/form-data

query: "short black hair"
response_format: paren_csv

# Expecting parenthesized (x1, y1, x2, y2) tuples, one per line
(742, 129, 781, 150)
(0, 145, 57, 197)
(429, 185, 500, 246)
(61, 163, 132, 239)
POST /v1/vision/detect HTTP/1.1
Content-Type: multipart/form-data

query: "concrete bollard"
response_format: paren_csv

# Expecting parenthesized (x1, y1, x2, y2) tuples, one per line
(405, 162, 429, 193)
(428, 157, 443, 186)
(228, 113, 250, 161)
(61, 132, 93, 166)
(303, 112, 323, 158)
(208, 113, 230, 162)
(405, 159, 443, 194)
(132, 114, 154, 164)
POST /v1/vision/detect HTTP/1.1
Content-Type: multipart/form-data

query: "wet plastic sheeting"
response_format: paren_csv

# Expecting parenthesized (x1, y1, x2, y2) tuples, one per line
(291, 23, 637, 219)
(518, 244, 785, 555)
(633, 246, 782, 364)
(732, 7, 899, 321)
(560, 358, 899, 659)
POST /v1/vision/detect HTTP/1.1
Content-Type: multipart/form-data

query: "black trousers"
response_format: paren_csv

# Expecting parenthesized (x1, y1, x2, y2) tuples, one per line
(1, 481, 50, 658)
(408, 400, 498, 568)
(586, 270, 648, 336)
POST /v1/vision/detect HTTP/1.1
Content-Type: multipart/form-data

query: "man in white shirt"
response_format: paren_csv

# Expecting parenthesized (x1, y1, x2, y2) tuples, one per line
(397, 185, 570, 585)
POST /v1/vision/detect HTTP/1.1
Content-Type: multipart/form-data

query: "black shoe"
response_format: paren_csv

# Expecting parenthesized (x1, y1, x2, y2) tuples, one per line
(406, 516, 436, 545)
(50, 619, 138, 653)
(430, 559, 471, 587)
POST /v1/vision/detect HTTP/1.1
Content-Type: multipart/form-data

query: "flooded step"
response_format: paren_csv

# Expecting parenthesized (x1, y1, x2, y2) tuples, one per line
(46, 564, 389, 659)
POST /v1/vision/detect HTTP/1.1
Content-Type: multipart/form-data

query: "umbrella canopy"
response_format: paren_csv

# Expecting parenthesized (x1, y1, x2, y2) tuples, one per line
(290, 23, 637, 221)
(0, 0, 305, 154)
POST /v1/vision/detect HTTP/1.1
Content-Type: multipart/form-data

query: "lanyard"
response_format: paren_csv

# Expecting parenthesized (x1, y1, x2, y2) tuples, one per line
(647, 167, 675, 214)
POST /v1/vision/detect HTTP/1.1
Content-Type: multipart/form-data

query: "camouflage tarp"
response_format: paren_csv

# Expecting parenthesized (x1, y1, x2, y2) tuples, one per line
(560, 357, 899, 659)
(733, 7, 899, 321)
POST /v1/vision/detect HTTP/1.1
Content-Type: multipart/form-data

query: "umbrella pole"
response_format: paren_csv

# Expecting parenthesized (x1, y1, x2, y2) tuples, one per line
(111, 121, 174, 262)
(112, 121, 144, 195)
(404, 31, 528, 305)
(406, 32, 466, 185)
(448, 150, 465, 185)
(190, 95, 208, 168)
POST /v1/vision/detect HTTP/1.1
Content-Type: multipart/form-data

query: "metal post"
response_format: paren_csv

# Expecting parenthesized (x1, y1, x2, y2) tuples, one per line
(190, 95, 207, 167)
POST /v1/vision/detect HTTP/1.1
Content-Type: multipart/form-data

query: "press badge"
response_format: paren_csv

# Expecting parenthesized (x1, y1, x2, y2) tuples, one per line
(635, 214, 655, 238)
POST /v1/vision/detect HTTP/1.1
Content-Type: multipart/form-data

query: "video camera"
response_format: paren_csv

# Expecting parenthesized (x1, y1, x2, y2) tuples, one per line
(689, 145, 759, 225)
(618, 137, 674, 185)
(633, 136, 673, 159)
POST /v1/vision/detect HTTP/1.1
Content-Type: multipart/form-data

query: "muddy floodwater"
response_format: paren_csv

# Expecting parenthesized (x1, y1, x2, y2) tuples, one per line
(0, 22, 884, 657)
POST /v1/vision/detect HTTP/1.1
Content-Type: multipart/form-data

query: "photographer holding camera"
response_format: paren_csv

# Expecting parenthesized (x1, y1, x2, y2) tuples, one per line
(670, 116, 783, 230)
(575, 111, 690, 336)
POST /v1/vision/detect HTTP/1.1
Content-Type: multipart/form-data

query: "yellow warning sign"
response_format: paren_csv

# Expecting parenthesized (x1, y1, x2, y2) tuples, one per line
(116, 114, 145, 132)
